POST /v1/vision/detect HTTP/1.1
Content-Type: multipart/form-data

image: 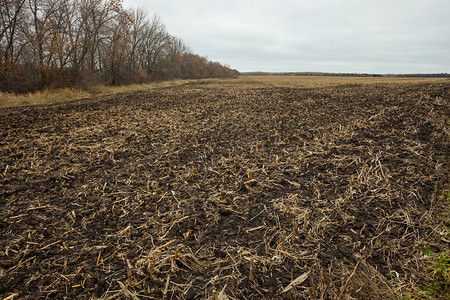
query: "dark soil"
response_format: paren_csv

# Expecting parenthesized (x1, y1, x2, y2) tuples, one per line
(0, 78, 449, 299)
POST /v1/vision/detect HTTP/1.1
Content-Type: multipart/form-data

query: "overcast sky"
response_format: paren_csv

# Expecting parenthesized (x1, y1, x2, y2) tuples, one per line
(122, 0, 450, 73)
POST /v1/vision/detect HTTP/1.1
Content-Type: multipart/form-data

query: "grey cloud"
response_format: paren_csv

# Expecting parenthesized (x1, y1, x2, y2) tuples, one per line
(124, 0, 450, 73)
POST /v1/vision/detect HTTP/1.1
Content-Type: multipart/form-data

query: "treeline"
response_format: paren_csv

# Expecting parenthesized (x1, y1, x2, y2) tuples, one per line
(0, 0, 239, 93)
(242, 72, 450, 78)
(386, 73, 449, 78)
(242, 72, 385, 77)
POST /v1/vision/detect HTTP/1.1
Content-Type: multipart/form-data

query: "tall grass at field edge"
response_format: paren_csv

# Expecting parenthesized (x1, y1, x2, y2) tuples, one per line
(0, 79, 197, 109)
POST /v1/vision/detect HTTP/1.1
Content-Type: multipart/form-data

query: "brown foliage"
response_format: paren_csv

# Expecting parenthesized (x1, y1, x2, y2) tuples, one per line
(0, 0, 237, 93)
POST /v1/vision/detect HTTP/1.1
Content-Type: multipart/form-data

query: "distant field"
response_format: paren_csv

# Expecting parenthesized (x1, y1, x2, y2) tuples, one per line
(242, 74, 450, 86)
(2, 76, 448, 109)
(0, 77, 449, 299)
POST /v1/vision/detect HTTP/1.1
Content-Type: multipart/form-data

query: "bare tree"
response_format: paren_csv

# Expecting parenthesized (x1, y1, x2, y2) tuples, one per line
(139, 14, 171, 80)
(161, 36, 189, 79)
(102, 2, 131, 84)
(0, 0, 26, 90)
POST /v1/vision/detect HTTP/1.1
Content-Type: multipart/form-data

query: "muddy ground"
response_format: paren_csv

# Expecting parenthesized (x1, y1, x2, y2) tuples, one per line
(0, 77, 449, 299)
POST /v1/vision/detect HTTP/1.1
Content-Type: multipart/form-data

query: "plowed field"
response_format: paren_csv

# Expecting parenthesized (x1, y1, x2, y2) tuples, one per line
(1, 76, 449, 299)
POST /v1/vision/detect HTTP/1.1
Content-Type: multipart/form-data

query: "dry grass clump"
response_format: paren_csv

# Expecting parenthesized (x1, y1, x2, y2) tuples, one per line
(0, 88, 92, 108)
(0, 79, 200, 109)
